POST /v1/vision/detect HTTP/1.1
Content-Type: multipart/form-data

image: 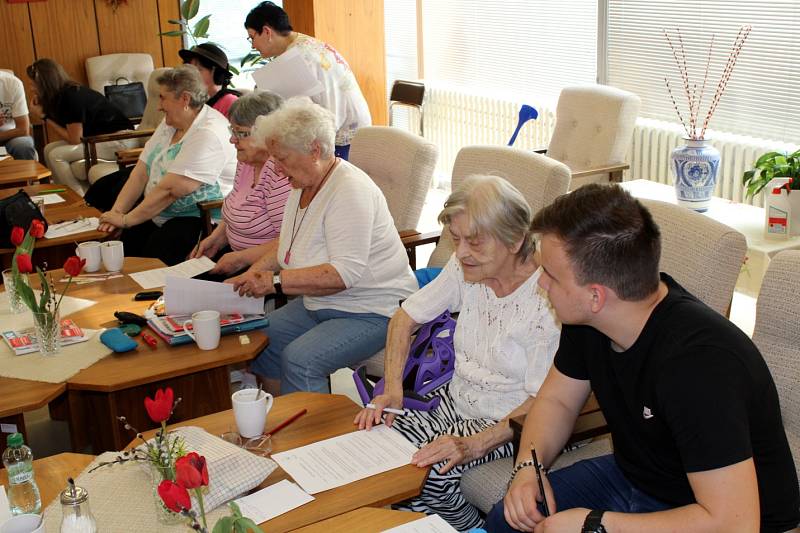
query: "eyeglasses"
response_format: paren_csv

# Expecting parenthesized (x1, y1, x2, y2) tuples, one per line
(246, 35, 254, 44)
(229, 126, 252, 139)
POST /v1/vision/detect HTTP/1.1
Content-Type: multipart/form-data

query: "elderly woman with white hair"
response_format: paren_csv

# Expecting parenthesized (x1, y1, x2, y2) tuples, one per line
(98, 65, 236, 265)
(354, 175, 561, 531)
(228, 97, 417, 394)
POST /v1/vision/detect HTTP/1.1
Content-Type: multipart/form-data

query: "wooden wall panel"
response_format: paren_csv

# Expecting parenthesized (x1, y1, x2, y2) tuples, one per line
(314, 0, 387, 125)
(28, 0, 100, 85)
(94, 0, 164, 67)
(157, 0, 184, 68)
(0, 2, 36, 96)
(284, 0, 316, 37)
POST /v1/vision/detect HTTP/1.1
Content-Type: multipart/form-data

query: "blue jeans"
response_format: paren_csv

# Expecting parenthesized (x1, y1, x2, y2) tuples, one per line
(2, 136, 37, 160)
(485, 454, 672, 532)
(251, 298, 389, 394)
(334, 144, 350, 160)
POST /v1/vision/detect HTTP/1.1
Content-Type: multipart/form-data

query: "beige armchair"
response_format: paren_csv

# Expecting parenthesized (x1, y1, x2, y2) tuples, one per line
(85, 53, 154, 96)
(752, 250, 800, 480)
(541, 85, 640, 189)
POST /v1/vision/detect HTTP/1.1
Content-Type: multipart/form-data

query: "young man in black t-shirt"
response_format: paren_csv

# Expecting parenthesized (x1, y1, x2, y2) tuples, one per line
(485, 184, 799, 533)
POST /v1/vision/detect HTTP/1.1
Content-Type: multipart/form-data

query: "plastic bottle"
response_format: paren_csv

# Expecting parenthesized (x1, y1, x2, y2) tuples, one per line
(2, 432, 42, 515)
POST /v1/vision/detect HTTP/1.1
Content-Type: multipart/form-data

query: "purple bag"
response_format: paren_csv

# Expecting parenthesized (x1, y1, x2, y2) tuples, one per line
(353, 311, 456, 411)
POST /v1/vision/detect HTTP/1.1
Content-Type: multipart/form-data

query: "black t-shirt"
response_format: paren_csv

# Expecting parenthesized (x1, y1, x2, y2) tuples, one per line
(52, 85, 132, 136)
(554, 274, 799, 532)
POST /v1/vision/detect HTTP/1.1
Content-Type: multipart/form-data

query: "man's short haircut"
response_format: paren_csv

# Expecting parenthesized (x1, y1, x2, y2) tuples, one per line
(245, 1, 293, 34)
(531, 184, 662, 300)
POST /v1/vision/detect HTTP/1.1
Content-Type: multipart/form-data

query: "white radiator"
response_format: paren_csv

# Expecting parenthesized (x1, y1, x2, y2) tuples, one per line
(422, 85, 556, 187)
(625, 119, 796, 206)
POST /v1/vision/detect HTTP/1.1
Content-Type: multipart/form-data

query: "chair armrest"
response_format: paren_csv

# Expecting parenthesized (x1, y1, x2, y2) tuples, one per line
(198, 199, 224, 211)
(81, 128, 155, 145)
(399, 229, 441, 270)
(116, 148, 144, 168)
(571, 163, 629, 181)
(198, 199, 225, 238)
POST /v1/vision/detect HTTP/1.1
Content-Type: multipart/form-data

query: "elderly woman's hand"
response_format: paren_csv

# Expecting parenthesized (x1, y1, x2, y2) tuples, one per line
(353, 392, 404, 430)
(209, 251, 248, 276)
(227, 270, 274, 298)
(98, 211, 125, 233)
(411, 434, 486, 474)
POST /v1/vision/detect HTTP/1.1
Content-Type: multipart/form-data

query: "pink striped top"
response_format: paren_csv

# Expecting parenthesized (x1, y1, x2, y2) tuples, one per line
(222, 159, 291, 251)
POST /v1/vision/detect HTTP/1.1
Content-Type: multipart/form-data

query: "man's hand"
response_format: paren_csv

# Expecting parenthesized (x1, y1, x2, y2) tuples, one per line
(412, 434, 484, 474)
(210, 251, 248, 275)
(353, 392, 404, 430)
(227, 270, 274, 297)
(504, 466, 555, 532)
(533, 508, 590, 533)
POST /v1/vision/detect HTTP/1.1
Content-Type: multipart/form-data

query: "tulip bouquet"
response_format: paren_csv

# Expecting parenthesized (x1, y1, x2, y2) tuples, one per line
(9, 221, 86, 355)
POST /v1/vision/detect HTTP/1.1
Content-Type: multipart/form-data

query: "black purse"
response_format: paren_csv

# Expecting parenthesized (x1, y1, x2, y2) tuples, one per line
(104, 77, 147, 120)
(0, 190, 48, 248)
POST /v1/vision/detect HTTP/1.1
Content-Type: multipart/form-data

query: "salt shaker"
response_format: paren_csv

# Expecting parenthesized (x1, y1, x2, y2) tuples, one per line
(59, 478, 97, 533)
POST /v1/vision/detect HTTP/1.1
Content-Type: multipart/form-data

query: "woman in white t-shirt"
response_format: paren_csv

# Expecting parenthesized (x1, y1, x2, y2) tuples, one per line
(228, 98, 417, 394)
(97, 65, 237, 265)
(354, 175, 561, 531)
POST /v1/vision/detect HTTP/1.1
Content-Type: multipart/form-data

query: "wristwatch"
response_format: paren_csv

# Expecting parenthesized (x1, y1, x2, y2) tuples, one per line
(581, 510, 607, 532)
(272, 272, 283, 295)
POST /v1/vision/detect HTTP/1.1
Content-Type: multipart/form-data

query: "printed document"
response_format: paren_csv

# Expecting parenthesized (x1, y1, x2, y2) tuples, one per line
(381, 515, 458, 533)
(129, 256, 216, 289)
(272, 425, 419, 494)
(163, 276, 265, 315)
(234, 480, 314, 524)
(29, 193, 65, 205)
(44, 217, 99, 239)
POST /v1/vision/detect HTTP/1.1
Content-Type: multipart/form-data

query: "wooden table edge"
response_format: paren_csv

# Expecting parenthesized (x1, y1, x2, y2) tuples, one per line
(0, 382, 65, 418)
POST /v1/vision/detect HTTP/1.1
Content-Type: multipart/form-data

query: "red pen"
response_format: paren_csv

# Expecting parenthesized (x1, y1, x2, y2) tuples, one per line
(141, 333, 158, 349)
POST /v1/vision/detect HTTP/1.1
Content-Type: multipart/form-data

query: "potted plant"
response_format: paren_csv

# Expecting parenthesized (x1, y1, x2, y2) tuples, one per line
(743, 148, 800, 236)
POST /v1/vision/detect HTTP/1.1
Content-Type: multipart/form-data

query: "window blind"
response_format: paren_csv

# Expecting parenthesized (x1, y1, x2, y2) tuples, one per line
(385, 0, 419, 91)
(607, 0, 800, 142)
(420, 0, 597, 107)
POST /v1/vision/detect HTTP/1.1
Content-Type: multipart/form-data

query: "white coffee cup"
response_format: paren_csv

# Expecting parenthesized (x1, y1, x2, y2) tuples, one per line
(232, 388, 274, 438)
(182, 310, 221, 350)
(0, 514, 44, 533)
(75, 241, 102, 272)
(100, 240, 124, 272)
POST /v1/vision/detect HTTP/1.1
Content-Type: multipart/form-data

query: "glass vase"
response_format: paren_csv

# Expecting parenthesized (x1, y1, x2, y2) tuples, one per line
(2, 269, 28, 314)
(32, 310, 61, 356)
(150, 464, 183, 525)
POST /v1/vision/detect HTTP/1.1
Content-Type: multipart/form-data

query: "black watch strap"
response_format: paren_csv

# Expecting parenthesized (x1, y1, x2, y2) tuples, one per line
(581, 509, 607, 532)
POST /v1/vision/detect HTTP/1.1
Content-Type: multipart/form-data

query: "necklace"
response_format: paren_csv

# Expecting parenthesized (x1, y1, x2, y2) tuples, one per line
(284, 158, 338, 265)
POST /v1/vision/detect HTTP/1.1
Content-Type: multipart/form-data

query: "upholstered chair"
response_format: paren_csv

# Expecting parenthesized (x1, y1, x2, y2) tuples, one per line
(84, 53, 154, 95)
(543, 85, 640, 189)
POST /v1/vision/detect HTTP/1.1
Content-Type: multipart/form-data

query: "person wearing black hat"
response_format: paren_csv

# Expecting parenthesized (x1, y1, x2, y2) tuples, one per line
(179, 42, 241, 118)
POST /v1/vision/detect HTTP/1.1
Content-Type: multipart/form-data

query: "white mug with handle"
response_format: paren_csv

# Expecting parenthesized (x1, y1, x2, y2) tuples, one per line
(75, 241, 102, 272)
(182, 310, 221, 350)
(232, 388, 274, 438)
(100, 240, 124, 272)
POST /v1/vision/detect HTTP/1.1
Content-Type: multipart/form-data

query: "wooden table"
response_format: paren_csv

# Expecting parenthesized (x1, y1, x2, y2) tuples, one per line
(0, 159, 51, 187)
(0, 452, 94, 508)
(0, 379, 65, 456)
(293, 508, 426, 532)
(0, 257, 268, 454)
(134, 392, 429, 533)
(0, 184, 105, 270)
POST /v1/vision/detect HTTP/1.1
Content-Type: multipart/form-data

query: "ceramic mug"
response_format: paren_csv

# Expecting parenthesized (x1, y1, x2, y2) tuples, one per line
(75, 241, 102, 272)
(182, 310, 221, 350)
(100, 240, 124, 272)
(0, 514, 44, 533)
(232, 388, 274, 438)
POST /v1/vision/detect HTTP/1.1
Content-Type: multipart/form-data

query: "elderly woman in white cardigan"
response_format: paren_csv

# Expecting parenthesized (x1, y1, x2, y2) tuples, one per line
(354, 175, 561, 531)
(228, 97, 417, 395)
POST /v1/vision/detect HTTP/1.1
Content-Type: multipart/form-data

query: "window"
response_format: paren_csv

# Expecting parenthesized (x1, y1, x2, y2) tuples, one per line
(420, 0, 598, 107)
(607, 0, 800, 142)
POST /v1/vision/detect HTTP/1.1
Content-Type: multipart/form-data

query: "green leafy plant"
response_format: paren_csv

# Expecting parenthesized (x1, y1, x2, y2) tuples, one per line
(211, 502, 260, 533)
(742, 149, 800, 197)
(160, 0, 210, 46)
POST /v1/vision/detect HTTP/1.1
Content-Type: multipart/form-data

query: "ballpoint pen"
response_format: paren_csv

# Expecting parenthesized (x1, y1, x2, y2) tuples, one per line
(532, 447, 550, 517)
(365, 403, 406, 416)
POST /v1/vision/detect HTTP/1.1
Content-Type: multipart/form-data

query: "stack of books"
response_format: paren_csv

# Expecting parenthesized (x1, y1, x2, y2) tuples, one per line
(147, 313, 268, 346)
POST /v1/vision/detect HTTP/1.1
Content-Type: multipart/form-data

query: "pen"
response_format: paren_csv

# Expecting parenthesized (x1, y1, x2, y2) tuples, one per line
(192, 229, 203, 257)
(365, 403, 406, 416)
(38, 188, 66, 193)
(265, 408, 307, 437)
(532, 447, 550, 517)
(141, 333, 158, 349)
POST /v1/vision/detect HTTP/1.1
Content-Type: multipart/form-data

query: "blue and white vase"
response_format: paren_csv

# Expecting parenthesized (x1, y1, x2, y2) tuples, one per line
(671, 138, 720, 212)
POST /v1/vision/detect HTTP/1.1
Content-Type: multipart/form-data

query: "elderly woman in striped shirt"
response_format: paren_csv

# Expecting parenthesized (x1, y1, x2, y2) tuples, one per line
(191, 91, 291, 275)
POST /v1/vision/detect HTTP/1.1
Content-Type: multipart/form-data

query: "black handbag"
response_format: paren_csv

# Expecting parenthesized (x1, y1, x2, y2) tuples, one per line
(0, 190, 48, 248)
(104, 77, 147, 120)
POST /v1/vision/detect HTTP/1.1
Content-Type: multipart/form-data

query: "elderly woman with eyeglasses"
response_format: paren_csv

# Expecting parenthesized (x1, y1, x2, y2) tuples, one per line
(190, 90, 291, 275)
(98, 65, 237, 265)
(227, 97, 417, 395)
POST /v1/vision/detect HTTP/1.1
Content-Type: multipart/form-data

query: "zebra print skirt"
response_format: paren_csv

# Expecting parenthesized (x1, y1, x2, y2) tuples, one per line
(390, 384, 515, 531)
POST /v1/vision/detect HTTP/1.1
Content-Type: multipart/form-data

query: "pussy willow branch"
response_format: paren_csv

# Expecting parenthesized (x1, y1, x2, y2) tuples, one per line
(701, 25, 751, 138)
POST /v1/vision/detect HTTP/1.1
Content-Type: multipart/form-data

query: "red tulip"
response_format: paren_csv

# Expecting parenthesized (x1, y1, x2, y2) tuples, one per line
(63, 256, 85, 277)
(157, 480, 191, 513)
(175, 452, 209, 489)
(29, 219, 45, 239)
(144, 387, 174, 423)
(10, 227, 25, 247)
(16, 253, 33, 274)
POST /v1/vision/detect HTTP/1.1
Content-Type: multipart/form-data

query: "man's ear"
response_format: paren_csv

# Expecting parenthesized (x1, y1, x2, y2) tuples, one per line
(588, 284, 607, 314)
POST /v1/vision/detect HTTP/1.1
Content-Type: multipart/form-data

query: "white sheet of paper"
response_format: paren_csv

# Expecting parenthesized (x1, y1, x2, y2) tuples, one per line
(252, 47, 324, 98)
(272, 425, 419, 495)
(163, 276, 264, 315)
(29, 193, 65, 205)
(129, 256, 216, 289)
(233, 480, 314, 524)
(381, 515, 458, 533)
(44, 217, 99, 239)
(0, 485, 11, 524)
